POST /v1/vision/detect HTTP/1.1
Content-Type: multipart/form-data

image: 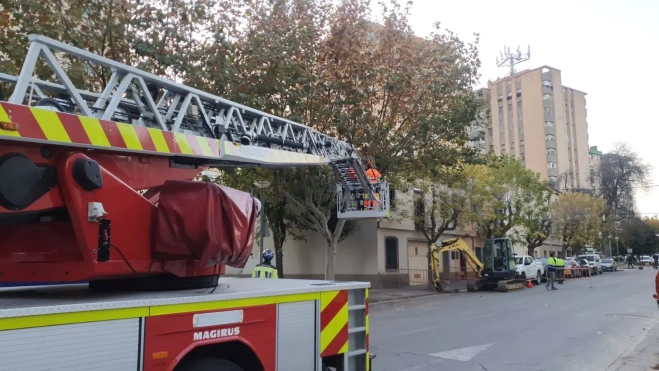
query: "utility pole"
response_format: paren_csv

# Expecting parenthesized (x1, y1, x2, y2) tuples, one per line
(608, 235, 613, 258)
(496, 45, 531, 76)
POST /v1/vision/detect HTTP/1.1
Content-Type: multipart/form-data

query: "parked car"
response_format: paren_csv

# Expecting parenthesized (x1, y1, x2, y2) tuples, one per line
(601, 258, 617, 272)
(513, 255, 545, 283)
(576, 254, 602, 275)
(641, 255, 652, 265)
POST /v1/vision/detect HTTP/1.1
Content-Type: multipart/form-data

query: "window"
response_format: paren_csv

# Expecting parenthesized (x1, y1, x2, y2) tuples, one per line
(548, 162, 557, 169)
(546, 135, 554, 141)
(385, 237, 399, 270)
(547, 148, 555, 154)
(498, 94, 503, 100)
(508, 103, 512, 110)
(543, 80, 552, 87)
(543, 94, 552, 101)
(520, 145, 525, 154)
(545, 107, 553, 115)
(451, 251, 459, 260)
(545, 121, 554, 127)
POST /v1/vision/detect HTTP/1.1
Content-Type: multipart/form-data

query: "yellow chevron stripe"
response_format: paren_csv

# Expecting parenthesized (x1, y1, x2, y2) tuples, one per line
(367, 352, 371, 371)
(79, 116, 111, 147)
(117, 123, 143, 150)
(174, 132, 193, 154)
(320, 302, 348, 353)
(0, 104, 20, 138)
(321, 290, 340, 311)
(31, 108, 71, 142)
(366, 313, 370, 335)
(148, 128, 170, 153)
(196, 136, 213, 157)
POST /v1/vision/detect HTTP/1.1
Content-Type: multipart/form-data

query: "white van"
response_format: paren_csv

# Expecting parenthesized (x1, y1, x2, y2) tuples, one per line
(577, 254, 603, 275)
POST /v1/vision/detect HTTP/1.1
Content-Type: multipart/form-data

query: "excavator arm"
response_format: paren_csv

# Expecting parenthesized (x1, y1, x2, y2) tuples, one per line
(428, 238, 484, 292)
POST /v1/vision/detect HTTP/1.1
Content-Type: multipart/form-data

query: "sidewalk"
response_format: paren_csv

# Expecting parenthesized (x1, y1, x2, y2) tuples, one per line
(606, 316, 659, 371)
(369, 281, 469, 304)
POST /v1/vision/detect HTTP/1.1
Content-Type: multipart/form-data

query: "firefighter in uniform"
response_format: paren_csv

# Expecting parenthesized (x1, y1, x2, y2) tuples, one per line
(252, 249, 279, 279)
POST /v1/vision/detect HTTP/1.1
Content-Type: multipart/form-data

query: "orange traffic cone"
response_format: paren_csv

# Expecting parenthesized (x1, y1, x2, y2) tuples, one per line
(527, 279, 533, 288)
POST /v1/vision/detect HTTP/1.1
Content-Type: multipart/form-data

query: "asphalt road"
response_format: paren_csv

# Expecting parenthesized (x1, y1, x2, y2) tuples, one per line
(370, 267, 659, 371)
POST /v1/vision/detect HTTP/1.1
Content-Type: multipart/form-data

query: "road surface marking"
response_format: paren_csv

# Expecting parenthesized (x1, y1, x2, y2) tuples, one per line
(396, 323, 444, 337)
(428, 342, 495, 362)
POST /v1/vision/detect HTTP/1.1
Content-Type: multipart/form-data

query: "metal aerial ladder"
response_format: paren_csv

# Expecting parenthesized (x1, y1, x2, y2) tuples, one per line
(0, 35, 389, 288)
(0, 35, 388, 219)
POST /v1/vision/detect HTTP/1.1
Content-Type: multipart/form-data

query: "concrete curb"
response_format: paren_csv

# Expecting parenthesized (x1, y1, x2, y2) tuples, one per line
(370, 289, 469, 304)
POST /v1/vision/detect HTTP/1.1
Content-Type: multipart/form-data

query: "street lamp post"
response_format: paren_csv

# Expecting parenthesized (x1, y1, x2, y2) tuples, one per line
(254, 180, 271, 264)
(607, 235, 612, 258)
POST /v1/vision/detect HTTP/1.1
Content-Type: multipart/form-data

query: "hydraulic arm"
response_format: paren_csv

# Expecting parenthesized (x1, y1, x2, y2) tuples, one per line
(0, 35, 389, 289)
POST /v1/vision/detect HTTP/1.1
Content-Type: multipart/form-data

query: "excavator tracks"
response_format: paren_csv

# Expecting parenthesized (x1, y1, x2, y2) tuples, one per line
(496, 280, 526, 292)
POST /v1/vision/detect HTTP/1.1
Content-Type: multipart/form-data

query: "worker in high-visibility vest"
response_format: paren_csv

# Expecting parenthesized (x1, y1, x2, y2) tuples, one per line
(546, 252, 559, 290)
(556, 256, 565, 284)
(363, 162, 381, 209)
(252, 249, 279, 279)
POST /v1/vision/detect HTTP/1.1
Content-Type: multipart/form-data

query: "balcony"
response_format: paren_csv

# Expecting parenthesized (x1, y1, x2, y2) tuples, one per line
(546, 140, 557, 149)
(544, 126, 556, 135)
(547, 153, 557, 163)
(548, 168, 559, 177)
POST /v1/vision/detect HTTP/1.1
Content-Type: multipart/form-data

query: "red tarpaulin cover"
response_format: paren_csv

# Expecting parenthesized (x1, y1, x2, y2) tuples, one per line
(154, 180, 258, 269)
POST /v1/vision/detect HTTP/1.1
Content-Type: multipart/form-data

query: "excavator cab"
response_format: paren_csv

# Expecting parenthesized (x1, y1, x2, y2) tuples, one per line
(481, 238, 517, 280)
(466, 238, 526, 293)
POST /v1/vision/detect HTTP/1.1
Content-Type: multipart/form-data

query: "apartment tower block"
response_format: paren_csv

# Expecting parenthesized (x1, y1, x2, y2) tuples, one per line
(484, 66, 590, 189)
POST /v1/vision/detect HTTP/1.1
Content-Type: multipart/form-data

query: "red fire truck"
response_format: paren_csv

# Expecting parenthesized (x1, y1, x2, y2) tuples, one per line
(0, 35, 389, 371)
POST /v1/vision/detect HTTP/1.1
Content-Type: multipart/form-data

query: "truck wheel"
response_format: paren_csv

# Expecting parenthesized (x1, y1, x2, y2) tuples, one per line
(176, 357, 244, 371)
(535, 271, 541, 284)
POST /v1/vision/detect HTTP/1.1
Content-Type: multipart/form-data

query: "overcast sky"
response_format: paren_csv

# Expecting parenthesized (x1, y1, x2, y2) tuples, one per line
(375, 0, 659, 215)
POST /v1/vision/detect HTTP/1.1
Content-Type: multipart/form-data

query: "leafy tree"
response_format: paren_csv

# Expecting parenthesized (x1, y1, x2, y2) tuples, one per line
(550, 192, 606, 257)
(590, 142, 651, 224)
(312, 0, 483, 178)
(618, 217, 659, 257)
(471, 156, 549, 242)
(277, 167, 358, 280)
(514, 190, 553, 256)
(0, 0, 136, 91)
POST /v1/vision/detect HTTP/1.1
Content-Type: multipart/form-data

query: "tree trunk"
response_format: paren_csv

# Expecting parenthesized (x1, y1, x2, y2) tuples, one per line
(427, 242, 434, 290)
(325, 239, 337, 281)
(274, 240, 284, 279)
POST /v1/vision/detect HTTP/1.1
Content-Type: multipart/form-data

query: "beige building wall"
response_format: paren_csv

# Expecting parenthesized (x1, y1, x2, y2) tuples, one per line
(484, 66, 590, 189)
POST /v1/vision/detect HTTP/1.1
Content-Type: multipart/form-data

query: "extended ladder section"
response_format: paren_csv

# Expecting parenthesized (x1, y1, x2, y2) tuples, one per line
(0, 34, 389, 219)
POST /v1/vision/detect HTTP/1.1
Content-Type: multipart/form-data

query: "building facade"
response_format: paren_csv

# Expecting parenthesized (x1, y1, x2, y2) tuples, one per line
(484, 66, 590, 190)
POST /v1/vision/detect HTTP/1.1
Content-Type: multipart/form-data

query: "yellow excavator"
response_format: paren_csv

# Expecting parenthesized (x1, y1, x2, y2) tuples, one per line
(429, 238, 484, 292)
(429, 237, 526, 293)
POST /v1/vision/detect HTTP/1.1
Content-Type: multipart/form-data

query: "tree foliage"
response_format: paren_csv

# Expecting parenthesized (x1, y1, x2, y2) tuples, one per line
(469, 156, 549, 243)
(618, 217, 659, 257)
(590, 142, 651, 224)
(550, 192, 606, 257)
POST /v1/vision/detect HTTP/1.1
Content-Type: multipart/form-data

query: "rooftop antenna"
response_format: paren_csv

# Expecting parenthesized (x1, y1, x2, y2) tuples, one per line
(496, 45, 531, 76)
